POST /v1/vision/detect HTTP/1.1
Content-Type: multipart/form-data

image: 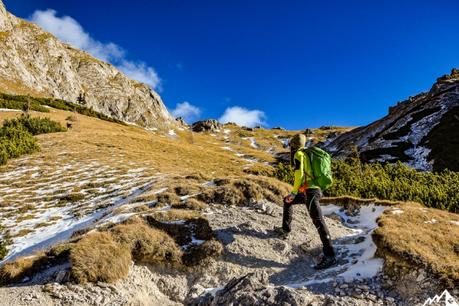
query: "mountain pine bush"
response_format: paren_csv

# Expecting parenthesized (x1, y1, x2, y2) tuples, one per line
(0, 92, 125, 125)
(3, 115, 66, 135)
(275, 158, 459, 213)
(0, 126, 39, 165)
(0, 115, 65, 165)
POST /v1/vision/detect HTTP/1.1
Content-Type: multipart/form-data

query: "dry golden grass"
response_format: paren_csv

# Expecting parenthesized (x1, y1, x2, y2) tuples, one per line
(182, 198, 207, 210)
(183, 240, 224, 266)
(70, 232, 131, 284)
(110, 218, 182, 265)
(0, 251, 47, 285)
(152, 209, 201, 222)
(198, 175, 290, 206)
(373, 202, 459, 284)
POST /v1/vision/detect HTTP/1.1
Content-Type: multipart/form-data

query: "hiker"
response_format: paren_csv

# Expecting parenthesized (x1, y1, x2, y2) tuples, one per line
(275, 134, 336, 270)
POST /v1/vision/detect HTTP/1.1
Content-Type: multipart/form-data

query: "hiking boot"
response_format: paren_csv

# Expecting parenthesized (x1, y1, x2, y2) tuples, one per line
(273, 227, 290, 239)
(314, 256, 336, 270)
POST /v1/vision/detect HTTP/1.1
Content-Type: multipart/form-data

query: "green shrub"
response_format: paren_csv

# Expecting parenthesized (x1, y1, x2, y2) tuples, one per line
(274, 158, 459, 213)
(3, 115, 66, 135)
(0, 92, 125, 125)
(0, 115, 65, 165)
(0, 240, 7, 260)
(0, 126, 39, 165)
(0, 98, 49, 113)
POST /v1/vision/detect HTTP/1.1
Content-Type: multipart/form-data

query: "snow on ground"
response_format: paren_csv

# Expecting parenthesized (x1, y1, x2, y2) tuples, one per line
(275, 135, 290, 148)
(242, 137, 259, 149)
(0, 108, 21, 112)
(289, 204, 387, 287)
(0, 154, 163, 263)
(391, 208, 404, 215)
(424, 219, 437, 224)
(220, 146, 259, 164)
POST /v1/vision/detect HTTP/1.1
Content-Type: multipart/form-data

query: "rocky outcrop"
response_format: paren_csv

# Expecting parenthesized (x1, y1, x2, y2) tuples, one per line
(0, 0, 174, 128)
(190, 272, 307, 306)
(191, 119, 222, 132)
(323, 69, 459, 171)
(175, 116, 188, 127)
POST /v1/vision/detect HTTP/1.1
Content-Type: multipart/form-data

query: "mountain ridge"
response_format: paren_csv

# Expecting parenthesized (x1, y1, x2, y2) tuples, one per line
(323, 69, 459, 171)
(0, 0, 174, 128)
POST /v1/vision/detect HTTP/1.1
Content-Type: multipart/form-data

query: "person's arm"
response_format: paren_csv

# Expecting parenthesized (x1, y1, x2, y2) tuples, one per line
(291, 151, 305, 195)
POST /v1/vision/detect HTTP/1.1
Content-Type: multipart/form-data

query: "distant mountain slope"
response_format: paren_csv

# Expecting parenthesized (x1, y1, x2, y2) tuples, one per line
(324, 69, 459, 171)
(0, 0, 174, 128)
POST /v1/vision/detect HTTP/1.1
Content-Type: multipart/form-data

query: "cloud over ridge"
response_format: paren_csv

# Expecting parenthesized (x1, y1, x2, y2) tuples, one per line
(171, 101, 201, 123)
(29, 9, 161, 90)
(219, 106, 266, 127)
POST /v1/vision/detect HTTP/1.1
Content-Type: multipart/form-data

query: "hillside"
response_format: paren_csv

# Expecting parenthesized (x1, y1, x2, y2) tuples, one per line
(323, 69, 459, 172)
(0, 0, 174, 128)
(0, 106, 457, 306)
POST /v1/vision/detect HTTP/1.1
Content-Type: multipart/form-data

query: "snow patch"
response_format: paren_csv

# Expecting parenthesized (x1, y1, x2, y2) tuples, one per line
(289, 204, 387, 286)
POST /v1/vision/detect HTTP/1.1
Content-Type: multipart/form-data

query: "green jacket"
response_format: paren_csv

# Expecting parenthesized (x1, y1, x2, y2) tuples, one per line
(291, 149, 319, 194)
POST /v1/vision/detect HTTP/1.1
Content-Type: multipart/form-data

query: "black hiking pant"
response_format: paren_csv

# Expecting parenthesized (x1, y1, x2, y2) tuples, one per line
(282, 189, 335, 257)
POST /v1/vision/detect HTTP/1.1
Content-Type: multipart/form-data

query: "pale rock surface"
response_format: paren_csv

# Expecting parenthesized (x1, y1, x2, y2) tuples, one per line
(0, 0, 174, 128)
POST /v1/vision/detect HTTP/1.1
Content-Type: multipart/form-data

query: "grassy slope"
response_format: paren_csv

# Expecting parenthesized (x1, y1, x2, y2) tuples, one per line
(0, 108, 458, 286)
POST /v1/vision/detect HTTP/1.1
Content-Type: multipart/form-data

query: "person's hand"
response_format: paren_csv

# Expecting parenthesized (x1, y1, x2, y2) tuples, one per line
(284, 193, 295, 204)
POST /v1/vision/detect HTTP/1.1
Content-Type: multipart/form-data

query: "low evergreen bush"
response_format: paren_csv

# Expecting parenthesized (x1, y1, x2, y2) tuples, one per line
(0, 126, 39, 165)
(3, 115, 66, 135)
(0, 115, 65, 165)
(274, 158, 459, 213)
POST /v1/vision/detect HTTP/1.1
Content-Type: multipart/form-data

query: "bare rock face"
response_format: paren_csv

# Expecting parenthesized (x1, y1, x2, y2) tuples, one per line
(192, 119, 222, 133)
(323, 69, 459, 171)
(0, 0, 174, 128)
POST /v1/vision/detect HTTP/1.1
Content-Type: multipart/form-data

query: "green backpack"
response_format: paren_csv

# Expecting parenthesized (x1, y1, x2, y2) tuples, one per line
(300, 146, 333, 190)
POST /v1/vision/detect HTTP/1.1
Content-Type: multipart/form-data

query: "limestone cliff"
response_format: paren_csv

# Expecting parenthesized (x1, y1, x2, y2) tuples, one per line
(0, 0, 174, 128)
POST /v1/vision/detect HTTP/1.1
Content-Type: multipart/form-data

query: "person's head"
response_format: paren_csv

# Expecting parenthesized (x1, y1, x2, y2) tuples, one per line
(289, 134, 306, 165)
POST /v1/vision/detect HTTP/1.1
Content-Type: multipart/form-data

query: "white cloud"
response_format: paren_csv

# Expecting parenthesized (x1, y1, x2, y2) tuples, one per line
(219, 106, 266, 127)
(171, 101, 201, 122)
(117, 61, 161, 90)
(29, 9, 161, 90)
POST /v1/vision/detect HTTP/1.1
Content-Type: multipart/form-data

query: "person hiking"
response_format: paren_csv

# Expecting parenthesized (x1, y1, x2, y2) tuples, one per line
(275, 134, 336, 270)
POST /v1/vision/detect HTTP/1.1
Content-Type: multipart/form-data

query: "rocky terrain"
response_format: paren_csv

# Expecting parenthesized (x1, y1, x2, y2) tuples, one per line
(323, 69, 459, 171)
(0, 0, 174, 128)
(0, 106, 456, 306)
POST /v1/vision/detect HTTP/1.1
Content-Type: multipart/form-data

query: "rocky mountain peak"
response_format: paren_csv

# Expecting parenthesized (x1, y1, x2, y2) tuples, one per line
(0, 0, 12, 31)
(0, 2, 175, 128)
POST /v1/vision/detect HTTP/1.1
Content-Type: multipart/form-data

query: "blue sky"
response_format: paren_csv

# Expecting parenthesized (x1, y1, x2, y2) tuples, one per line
(4, 0, 459, 129)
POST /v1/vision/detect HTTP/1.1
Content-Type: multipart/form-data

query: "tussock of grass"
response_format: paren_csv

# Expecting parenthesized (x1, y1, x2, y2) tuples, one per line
(0, 252, 47, 285)
(182, 198, 207, 210)
(183, 240, 224, 266)
(373, 202, 459, 286)
(70, 232, 131, 284)
(243, 163, 275, 176)
(110, 218, 182, 265)
(156, 192, 181, 206)
(198, 176, 290, 206)
(152, 209, 201, 222)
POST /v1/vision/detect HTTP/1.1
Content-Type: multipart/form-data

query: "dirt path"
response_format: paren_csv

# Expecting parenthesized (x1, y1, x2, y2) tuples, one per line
(0, 195, 404, 305)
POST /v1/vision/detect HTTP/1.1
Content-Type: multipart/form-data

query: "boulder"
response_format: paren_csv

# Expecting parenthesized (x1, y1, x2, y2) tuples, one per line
(191, 119, 222, 132)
